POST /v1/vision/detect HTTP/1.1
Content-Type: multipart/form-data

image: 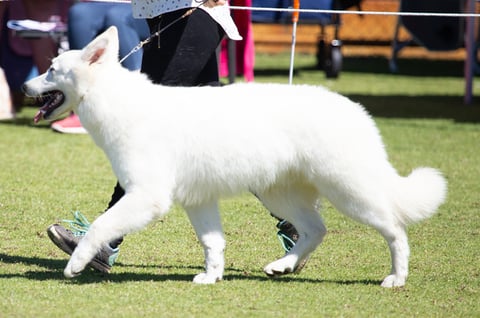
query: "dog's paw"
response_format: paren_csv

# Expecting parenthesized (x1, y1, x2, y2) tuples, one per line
(64, 266, 82, 278)
(192, 272, 222, 284)
(63, 260, 85, 279)
(381, 274, 406, 288)
(263, 259, 295, 277)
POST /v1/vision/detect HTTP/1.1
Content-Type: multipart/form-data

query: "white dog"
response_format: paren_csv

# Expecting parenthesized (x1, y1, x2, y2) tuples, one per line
(23, 27, 447, 287)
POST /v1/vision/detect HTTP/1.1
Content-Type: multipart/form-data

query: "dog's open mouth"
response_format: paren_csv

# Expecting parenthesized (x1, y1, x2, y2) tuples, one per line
(33, 90, 65, 123)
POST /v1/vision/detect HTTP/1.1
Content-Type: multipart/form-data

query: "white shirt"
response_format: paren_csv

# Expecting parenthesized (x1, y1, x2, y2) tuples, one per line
(131, 0, 242, 40)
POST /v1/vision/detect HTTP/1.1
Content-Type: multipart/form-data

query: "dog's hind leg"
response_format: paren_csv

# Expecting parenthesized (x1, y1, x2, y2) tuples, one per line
(330, 194, 410, 287)
(257, 184, 326, 276)
(185, 201, 225, 284)
(376, 223, 410, 287)
(64, 191, 169, 278)
(347, 209, 409, 287)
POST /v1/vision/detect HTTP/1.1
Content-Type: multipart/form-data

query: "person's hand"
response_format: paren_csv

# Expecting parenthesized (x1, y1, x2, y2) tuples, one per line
(204, 0, 226, 8)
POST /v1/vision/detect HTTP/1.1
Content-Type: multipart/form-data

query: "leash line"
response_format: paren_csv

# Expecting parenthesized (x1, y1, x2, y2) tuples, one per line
(120, 0, 208, 64)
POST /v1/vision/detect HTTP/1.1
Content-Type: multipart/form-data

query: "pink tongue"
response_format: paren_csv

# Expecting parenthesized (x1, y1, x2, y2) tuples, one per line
(33, 110, 45, 124)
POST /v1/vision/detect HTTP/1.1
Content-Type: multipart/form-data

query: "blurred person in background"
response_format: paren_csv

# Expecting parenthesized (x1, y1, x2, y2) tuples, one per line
(50, 0, 149, 134)
(0, 0, 70, 112)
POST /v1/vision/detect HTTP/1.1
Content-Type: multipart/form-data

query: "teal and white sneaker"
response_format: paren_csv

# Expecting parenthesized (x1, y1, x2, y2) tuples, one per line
(276, 219, 309, 273)
(47, 211, 119, 273)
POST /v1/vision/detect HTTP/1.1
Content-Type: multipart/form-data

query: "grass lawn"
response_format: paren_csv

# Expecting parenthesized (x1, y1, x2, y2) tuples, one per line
(0, 53, 479, 317)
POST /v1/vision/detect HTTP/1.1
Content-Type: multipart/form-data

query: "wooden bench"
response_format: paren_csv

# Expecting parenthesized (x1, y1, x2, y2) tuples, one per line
(252, 0, 467, 60)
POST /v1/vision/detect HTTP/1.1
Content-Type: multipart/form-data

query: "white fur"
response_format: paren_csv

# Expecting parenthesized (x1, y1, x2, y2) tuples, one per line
(23, 27, 447, 287)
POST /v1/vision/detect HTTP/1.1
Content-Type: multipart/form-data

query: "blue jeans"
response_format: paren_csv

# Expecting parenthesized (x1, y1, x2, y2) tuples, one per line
(68, 2, 149, 71)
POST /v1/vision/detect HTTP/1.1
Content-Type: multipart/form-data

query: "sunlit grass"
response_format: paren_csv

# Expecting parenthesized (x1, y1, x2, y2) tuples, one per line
(0, 54, 478, 317)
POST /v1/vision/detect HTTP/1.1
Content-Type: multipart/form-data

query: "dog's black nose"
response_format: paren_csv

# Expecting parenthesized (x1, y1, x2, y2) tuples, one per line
(21, 83, 27, 93)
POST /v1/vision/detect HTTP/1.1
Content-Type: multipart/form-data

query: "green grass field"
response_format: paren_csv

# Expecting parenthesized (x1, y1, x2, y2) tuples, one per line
(0, 53, 479, 317)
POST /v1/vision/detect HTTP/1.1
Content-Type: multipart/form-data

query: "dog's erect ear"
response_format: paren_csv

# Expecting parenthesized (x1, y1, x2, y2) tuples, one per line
(81, 26, 119, 65)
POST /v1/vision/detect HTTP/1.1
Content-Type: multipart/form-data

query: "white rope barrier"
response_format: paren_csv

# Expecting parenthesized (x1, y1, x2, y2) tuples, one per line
(230, 6, 480, 18)
(2, 0, 478, 18)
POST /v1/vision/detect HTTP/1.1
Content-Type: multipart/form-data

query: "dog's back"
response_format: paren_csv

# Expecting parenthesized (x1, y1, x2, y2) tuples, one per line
(79, 66, 446, 230)
(79, 77, 391, 203)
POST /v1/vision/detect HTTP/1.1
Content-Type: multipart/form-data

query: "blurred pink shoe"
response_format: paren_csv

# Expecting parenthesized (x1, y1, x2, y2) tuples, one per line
(51, 113, 87, 134)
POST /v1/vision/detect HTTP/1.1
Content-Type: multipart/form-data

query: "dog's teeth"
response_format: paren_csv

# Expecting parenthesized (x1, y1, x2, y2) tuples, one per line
(33, 110, 45, 124)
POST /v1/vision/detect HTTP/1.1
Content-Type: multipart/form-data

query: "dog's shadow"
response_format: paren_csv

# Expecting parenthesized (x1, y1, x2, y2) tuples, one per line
(0, 253, 381, 286)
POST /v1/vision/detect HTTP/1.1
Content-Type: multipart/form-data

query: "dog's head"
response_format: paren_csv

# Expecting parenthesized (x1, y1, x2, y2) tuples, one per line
(23, 26, 120, 123)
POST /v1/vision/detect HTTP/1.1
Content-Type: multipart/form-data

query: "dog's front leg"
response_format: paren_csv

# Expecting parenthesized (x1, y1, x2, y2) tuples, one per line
(185, 202, 225, 284)
(64, 191, 167, 278)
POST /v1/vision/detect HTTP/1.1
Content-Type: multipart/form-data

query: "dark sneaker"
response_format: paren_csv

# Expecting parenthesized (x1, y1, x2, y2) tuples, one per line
(276, 220, 309, 273)
(47, 211, 119, 273)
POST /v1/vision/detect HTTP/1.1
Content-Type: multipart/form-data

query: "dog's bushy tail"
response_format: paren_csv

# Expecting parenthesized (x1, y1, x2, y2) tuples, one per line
(394, 167, 447, 225)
